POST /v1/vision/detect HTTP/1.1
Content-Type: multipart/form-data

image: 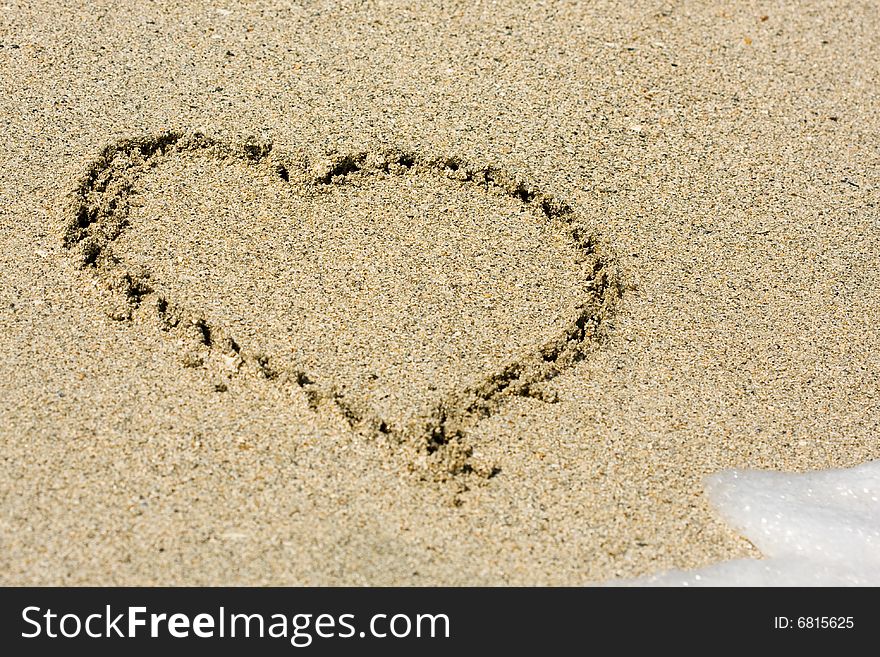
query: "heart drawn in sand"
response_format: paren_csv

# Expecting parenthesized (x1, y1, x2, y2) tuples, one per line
(61, 131, 618, 479)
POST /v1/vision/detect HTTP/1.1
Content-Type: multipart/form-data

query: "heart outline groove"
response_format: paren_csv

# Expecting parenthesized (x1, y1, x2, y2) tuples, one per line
(60, 131, 619, 481)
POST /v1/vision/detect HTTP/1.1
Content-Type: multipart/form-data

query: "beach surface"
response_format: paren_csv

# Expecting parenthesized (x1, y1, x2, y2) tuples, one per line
(1, 0, 878, 585)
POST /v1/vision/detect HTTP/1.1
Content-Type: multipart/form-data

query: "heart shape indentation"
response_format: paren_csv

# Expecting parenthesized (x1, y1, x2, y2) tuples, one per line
(61, 132, 617, 478)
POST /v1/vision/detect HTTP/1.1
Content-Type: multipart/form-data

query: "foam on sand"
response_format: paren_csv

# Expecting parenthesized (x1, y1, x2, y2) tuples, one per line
(635, 460, 880, 586)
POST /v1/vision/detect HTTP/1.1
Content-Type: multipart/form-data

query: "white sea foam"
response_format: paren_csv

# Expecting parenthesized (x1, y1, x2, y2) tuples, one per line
(633, 459, 880, 586)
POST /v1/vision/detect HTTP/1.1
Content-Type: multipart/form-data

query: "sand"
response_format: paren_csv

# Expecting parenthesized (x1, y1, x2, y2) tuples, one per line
(1, 0, 878, 585)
